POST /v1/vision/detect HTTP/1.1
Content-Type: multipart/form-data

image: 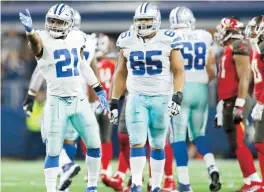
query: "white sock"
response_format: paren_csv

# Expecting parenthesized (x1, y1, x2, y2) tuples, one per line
(44, 167, 60, 192)
(177, 166, 190, 185)
(86, 154, 101, 187)
(116, 171, 126, 180)
(59, 148, 72, 168)
(249, 172, 262, 182)
(130, 156, 146, 186)
(244, 177, 251, 185)
(203, 153, 218, 173)
(164, 175, 174, 179)
(150, 157, 165, 190)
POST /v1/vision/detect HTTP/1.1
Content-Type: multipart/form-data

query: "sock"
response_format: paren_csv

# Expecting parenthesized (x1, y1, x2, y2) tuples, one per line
(150, 150, 166, 190)
(63, 143, 76, 161)
(203, 154, 218, 173)
(171, 141, 189, 184)
(164, 143, 173, 176)
(44, 155, 59, 168)
(117, 152, 129, 174)
(59, 148, 72, 168)
(249, 172, 262, 182)
(44, 155, 60, 192)
(235, 123, 256, 178)
(116, 171, 126, 180)
(255, 143, 264, 179)
(80, 139, 87, 157)
(101, 142, 113, 171)
(118, 133, 130, 169)
(86, 148, 101, 188)
(44, 167, 60, 192)
(130, 147, 146, 186)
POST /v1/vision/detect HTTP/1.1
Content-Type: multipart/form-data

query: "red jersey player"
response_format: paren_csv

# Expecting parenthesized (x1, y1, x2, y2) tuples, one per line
(215, 17, 263, 192)
(246, 15, 264, 184)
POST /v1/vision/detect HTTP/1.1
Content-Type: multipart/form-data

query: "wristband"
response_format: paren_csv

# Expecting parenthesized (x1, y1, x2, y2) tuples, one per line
(93, 83, 103, 92)
(26, 29, 35, 35)
(110, 98, 119, 110)
(235, 98, 245, 107)
(28, 90, 37, 96)
(173, 91, 183, 105)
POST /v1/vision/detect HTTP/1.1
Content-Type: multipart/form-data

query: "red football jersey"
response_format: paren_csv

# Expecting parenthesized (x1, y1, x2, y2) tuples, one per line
(218, 39, 251, 101)
(98, 58, 115, 99)
(251, 50, 264, 103)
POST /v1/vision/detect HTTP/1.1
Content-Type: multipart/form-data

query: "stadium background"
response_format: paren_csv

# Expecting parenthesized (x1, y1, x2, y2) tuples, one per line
(1, 1, 264, 191)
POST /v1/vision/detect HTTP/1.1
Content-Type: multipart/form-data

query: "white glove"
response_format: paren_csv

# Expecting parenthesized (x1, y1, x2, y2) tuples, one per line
(19, 9, 33, 32)
(214, 100, 224, 127)
(168, 92, 183, 117)
(251, 103, 264, 121)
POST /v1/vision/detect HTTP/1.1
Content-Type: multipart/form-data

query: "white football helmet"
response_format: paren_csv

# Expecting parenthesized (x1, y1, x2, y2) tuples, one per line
(45, 4, 74, 38)
(170, 7, 196, 30)
(134, 3, 161, 37)
(73, 9, 81, 29)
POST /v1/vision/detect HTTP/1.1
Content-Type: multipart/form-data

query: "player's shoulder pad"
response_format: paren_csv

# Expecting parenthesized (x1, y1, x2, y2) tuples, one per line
(160, 29, 184, 50)
(259, 41, 264, 60)
(70, 29, 87, 48)
(232, 39, 251, 56)
(196, 29, 213, 45)
(116, 30, 134, 49)
(36, 30, 49, 40)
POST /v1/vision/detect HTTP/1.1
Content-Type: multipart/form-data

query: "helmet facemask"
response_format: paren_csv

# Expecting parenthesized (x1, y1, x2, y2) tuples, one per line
(134, 17, 158, 37)
(245, 16, 264, 42)
(45, 16, 73, 39)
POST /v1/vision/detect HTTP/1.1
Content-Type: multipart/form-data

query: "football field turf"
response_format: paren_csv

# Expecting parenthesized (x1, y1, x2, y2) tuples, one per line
(1, 159, 261, 192)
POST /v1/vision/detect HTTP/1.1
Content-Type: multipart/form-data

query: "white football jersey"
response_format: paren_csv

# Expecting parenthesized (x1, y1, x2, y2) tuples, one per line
(36, 29, 96, 97)
(175, 29, 213, 84)
(116, 29, 182, 96)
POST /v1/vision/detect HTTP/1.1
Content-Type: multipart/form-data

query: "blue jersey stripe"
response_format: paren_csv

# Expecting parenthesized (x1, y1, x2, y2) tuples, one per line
(54, 4, 60, 14)
(144, 3, 149, 13)
(58, 4, 65, 15)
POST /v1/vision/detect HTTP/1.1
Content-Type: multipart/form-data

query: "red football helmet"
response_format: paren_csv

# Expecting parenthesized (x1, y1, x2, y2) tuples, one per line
(215, 17, 244, 45)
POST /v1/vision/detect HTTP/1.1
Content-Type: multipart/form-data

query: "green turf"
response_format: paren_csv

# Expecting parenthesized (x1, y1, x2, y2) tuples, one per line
(1, 159, 261, 192)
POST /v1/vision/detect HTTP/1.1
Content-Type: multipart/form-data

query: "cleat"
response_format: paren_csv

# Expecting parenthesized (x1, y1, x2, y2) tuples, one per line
(58, 163, 81, 191)
(58, 189, 70, 192)
(209, 171, 221, 192)
(178, 183, 193, 192)
(107, 174, 124, 191)
(130, 183, 143, 192)
(85, 186, 97, 192)
(162, 177, 177, 191)
(100, 173, 110, 187)
(233, 181, 264, 192)
(152, 187, 161, 192)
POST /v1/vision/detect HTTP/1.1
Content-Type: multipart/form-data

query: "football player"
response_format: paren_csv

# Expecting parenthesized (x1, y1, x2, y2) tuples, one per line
(215, 17, 263, 191)
(246, 15, 264, 183)
(168, 7, 221, 192)
(19, 4, 109, 192)
(109, 3, 185, 192)
(80, 33, 116, 185)
(22, 9, 98, 192)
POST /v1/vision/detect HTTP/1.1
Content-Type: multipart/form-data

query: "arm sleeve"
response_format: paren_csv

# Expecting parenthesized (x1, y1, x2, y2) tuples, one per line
(232, 40, 251, 56)
(29, 66, 45, 91)
(79, 58, 99, 86)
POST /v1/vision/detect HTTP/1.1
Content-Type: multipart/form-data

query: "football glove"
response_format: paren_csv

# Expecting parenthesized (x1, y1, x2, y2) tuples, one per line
(251, 103, 264, 121)
(109, 99, 119, 124)
(233, 98, 245, 124)
(19, 9, 33, 32)
(94, 84, 109, 115)
(168, 92, 183, 117)
(214, 100, 224, 128)
(23, 91, 36, 117)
